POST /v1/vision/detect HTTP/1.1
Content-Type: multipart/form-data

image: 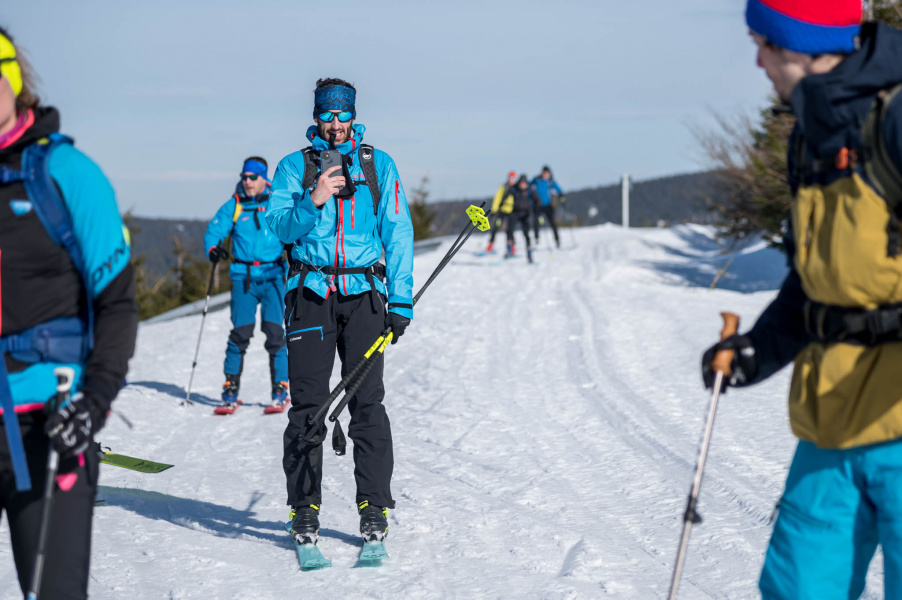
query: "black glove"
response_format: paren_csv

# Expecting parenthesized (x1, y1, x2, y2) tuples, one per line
(208, 246, 229, 263)
(45, 394, 108, 457)
(701, 334, 758, 392)
(385, 311, 411, 345)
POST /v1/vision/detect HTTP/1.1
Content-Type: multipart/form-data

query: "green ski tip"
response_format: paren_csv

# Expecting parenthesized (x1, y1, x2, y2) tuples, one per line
(100, 451, 174, 474)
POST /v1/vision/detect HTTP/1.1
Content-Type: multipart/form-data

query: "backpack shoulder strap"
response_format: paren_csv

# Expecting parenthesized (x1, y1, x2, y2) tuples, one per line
(22, 134, 86, 279)
(231, 193, 243, 223)
(358, 144, 381, 216)
(862, 83, 902, 213)
(21, 133, 95, 348)
(301, 147, 319, 191)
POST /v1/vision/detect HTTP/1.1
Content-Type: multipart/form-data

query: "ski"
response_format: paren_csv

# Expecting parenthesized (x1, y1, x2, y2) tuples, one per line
(213, 400, 241, 415)
(359, 540, 389, 562)
(99, 450, 174, 474)
(263, 402, 287, 415)
(284, 522, 331, 570)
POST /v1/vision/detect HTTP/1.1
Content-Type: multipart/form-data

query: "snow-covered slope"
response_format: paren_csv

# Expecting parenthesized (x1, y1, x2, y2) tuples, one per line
(0, 224, 884, 598)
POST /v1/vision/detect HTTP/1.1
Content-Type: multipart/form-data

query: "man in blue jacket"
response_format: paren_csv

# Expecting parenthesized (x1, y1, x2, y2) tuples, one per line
(266, 78, 414, 545)
(204, 157, 288, 412)
(530, 166, 564, 248)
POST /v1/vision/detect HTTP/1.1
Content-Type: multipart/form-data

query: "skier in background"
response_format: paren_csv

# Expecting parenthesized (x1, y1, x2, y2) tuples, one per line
(701, 1, 902, 596)
(504, 174, 539, 263)
(204, 157, 289, 413)
(267, 77, 414, 546)
(484, 171, 516, 253)
(0, 27, 138, 599)
(530, 166, 564, 248)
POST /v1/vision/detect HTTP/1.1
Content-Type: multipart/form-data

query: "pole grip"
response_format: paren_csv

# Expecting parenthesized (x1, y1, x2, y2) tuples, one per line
(711, 312, 740, 376)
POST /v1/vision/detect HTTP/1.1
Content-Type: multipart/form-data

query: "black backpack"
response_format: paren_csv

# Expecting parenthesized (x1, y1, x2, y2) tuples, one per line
(299, 144, 382, 215)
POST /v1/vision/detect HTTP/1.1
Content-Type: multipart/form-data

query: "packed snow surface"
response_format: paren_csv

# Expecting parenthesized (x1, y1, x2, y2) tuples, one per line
(0, 224, 885, 598)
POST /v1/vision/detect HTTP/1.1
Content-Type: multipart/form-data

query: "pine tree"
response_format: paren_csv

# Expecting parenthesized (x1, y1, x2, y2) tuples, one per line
(409, 177, 437, 241)
(701, 5, 901, 245)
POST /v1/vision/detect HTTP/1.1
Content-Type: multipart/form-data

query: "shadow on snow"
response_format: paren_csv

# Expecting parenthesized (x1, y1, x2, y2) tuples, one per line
(127, 380, 219, 407)
(96, 485, 360, 549)
(641, 227, 788, 293)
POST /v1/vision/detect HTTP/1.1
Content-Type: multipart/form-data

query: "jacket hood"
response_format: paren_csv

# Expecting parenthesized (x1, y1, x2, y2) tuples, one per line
(1, 106, 61, 157)
(791, 22, 902, 158)
(304, 123, 366, 155)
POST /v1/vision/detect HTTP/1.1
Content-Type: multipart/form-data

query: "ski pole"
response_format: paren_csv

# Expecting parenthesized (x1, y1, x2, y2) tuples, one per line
(27, 366, 76, 600)
(668, 312, 739, 600)
(184, 263, 218, 406)
(301, 204, 491, 444)
(325, 206, 490, 430)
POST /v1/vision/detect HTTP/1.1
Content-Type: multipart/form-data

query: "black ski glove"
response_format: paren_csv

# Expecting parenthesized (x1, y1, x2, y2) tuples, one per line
(701, 334, 758, 392)
(45, 394, 109, 458)
(385, 311, 411, 345)
(208, 246, 229, 263)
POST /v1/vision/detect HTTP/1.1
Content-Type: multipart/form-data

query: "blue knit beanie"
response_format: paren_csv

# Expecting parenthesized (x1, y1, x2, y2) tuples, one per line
(746, 0, 861, 55)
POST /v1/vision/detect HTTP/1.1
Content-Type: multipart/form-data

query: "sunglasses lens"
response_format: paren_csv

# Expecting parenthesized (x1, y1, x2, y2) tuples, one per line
(241, 174, 259, 181)
(337, 111, 353, 122)
(318, 111, 335, 122)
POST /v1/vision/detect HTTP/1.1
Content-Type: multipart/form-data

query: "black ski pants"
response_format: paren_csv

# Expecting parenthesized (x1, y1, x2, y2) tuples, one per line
(533, 205, 560, 245)
(488, 212, 508, 244)
(0, 413, 98, 600)
(505, 210, 532, 248)
(282, 286, 395, 509)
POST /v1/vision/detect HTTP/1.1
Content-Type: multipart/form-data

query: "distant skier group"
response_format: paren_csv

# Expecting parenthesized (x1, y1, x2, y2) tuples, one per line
(6, 0, 902, 597)
(484, 167, 565, 263)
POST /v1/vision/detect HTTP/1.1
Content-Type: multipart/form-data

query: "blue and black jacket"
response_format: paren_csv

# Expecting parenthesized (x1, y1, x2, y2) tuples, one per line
(531, 177, 563, 207)
(204, 183, 286, 282)
(0, 107, 137, 415)
(266, 124, 414, 320)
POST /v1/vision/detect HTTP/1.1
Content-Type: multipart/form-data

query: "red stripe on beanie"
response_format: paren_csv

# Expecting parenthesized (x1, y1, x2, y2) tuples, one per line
(757, 0, 861, 27)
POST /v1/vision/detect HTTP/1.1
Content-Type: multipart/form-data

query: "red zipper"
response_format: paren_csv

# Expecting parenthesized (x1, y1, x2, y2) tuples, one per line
(340, 199, 348, 294)
(351, 195, 355, 229)
(395, 181, 399, 214)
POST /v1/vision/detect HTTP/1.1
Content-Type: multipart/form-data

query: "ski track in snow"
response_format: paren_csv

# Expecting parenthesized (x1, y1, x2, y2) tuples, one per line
(0, 224, 885, 598)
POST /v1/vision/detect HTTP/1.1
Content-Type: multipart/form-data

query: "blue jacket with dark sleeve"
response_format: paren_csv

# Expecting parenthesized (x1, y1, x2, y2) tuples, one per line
(204, 183, 286, 282)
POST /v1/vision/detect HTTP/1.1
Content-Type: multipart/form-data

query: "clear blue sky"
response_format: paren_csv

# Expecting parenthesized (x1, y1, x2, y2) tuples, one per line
(5, 0, 771, 219)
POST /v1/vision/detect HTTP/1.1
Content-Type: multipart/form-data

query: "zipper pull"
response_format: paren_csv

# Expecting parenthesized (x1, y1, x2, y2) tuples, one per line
(328, 275, 337, 293)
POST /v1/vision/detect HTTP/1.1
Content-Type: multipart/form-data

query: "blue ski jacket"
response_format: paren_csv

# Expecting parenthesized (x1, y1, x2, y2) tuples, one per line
(531, 177, 563, 207)
(266, 124, 414, 320)
(204, 184, 286, 281)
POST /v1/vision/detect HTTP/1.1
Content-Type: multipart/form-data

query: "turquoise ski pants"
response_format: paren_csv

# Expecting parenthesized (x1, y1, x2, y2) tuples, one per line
(760, 438, 902, 599)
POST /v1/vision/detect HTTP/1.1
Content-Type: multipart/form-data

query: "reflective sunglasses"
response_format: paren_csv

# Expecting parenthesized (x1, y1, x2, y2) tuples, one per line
(317, 110, 354, 123)
(240, 173, 260, 181)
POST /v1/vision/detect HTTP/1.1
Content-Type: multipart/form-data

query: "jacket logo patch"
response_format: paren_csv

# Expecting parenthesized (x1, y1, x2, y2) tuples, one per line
(241, 216, 251, 221)
(9, 200, 32, 216)
(289, 335, 303, 342)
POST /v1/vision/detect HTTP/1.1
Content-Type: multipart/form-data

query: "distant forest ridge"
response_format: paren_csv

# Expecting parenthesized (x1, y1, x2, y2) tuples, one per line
(129, 170, 717, 278)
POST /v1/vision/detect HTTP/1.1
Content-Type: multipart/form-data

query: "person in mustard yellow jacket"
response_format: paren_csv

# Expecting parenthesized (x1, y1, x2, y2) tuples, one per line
(701, 1, 902, 598)
(484, 171, 516, 253)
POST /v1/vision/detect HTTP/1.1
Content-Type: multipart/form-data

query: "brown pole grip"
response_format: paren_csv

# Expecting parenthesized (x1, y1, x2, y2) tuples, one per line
(711, 312, 740, 376)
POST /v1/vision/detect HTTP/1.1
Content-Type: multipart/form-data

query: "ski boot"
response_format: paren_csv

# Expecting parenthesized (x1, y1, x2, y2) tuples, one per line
(358, 501, 389, 542)
(289, 504, 321, 545)
(504, 242, 515, 259)
(485, 241, 494, 253)
(263, 381, 289, 414)
(214, 375, 240, 414)
(527, 246, 534, 264)
(272, 381, 288, 406)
